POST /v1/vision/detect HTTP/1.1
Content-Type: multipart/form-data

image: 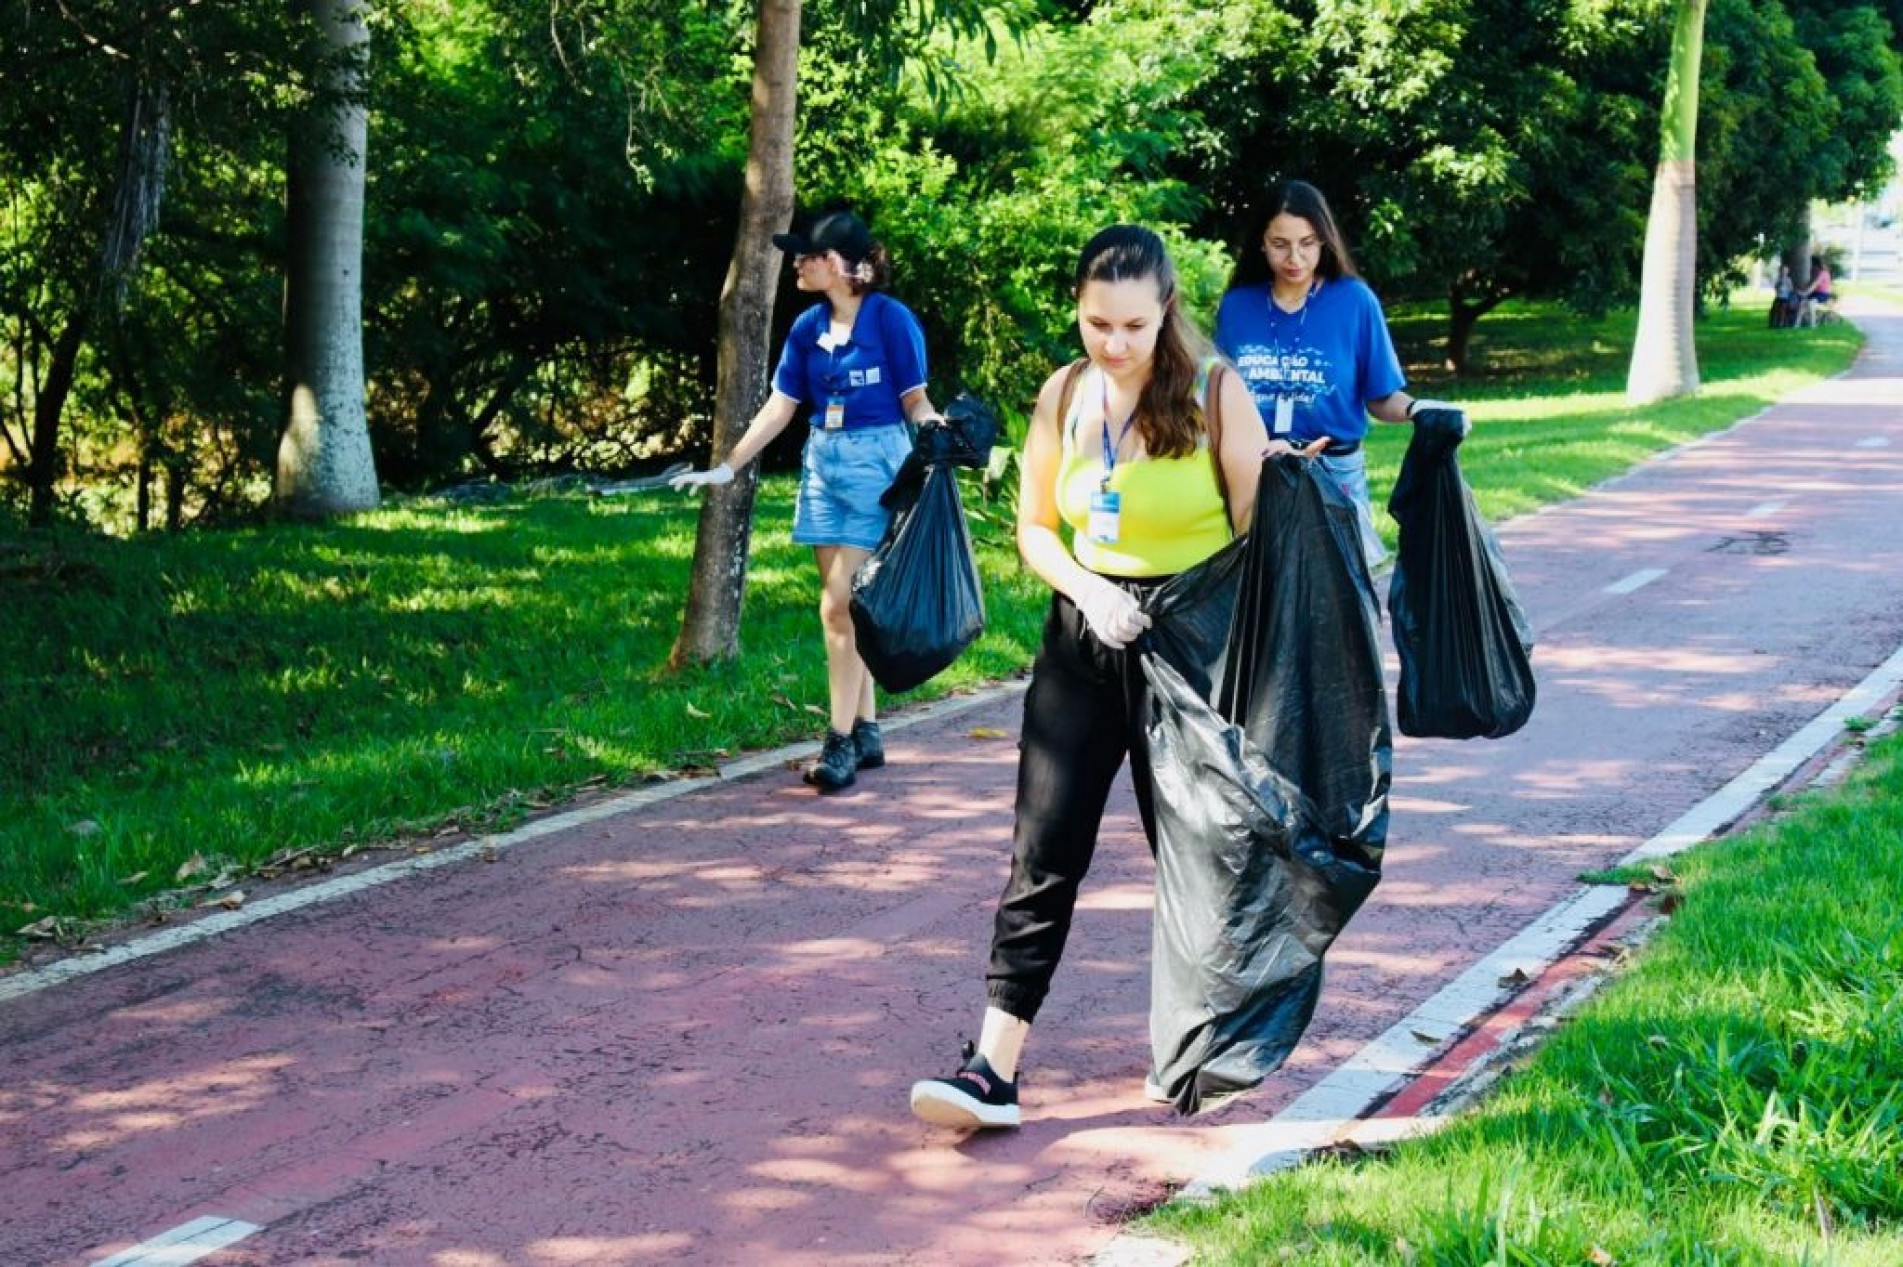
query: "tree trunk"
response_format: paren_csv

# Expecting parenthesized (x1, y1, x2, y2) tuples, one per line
(669, 0, 801, 669)
(22, 72, 170, 528)
(276, 0, 379, 519)
(1626, 0, 1706, 405)
(1446, 283, 1508, 376)
(25, 313, 88, 528)
(1785, 209, 1813, 290)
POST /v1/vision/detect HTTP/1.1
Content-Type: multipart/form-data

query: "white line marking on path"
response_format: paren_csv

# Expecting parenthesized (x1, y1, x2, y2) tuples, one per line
(0, 684, 1028, 1007)
(1855, 435, 1891, 448)
(90, 1216, 262, 1266)
(1746, 500, 1784, 518)
(1604, 567, 1667, 595)
(1165, 637, 1903, 1203)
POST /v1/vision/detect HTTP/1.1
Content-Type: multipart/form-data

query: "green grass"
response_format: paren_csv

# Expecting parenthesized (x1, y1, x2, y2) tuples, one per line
(2, 481, 1050, 943)
(0, 298, 1863, 953)
(1143, 727, 1903, 1264)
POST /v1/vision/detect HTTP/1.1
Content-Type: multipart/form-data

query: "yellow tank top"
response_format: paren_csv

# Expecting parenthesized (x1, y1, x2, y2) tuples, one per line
(1057, 362, 1230, 577)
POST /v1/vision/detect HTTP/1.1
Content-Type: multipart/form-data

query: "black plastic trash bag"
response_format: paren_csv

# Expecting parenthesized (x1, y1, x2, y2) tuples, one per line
(884, 394, 1001, 505)
(850, 459, 985, 693)
(1386, 407, 1536, 740)
(1142, 456, 1390, 1113)
(1143, 654, 1380, 1114)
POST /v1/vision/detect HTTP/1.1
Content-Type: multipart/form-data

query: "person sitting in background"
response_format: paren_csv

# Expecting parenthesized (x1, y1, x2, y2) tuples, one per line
(1798, 255, 1834, 326)
(1771, 264, 1796, 328)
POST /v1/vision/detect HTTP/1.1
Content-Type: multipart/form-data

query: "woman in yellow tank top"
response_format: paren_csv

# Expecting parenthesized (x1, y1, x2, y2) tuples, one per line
(910, 225, 1277, 1129)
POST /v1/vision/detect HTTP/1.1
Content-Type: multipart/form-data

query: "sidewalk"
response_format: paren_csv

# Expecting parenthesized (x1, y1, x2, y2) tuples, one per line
(5, 304, 1903, 1266)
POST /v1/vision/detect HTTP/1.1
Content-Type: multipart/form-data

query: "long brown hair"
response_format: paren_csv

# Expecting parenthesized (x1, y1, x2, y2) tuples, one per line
(1074, 225, 1208, 459)
(1226, 180, 1361, 291)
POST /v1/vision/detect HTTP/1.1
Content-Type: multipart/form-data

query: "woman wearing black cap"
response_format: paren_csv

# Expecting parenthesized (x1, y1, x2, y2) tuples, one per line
(672, 210, 945, 792)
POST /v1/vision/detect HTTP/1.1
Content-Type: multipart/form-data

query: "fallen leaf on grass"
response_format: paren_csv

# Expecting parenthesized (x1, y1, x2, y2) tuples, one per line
(17, 915, 63, 940)
(200, 890, 245, 911)
(119, 871, 148, 887)
(1587, 1247, 1616, 1265)
(803, 704, 826, 717)
(969, 727, 1010, 740)
(68, 819, 101, 837)
(685, 702, 711, 720)
(175, 853, 210, 882)
(1649, 864, 1678, 884)
(1646, 1034, 1670, 1048)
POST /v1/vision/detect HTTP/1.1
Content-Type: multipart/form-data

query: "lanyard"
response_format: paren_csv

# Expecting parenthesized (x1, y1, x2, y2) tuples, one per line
(1099, 372, 1138, 491)
(1268, 281, 1318, 362)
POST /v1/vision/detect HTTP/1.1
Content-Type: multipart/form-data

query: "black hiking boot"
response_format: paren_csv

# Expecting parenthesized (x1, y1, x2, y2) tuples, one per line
(851, 719, 885, 770)
(909, 1041, 1021, 1129)
(803, 729, 858, 792)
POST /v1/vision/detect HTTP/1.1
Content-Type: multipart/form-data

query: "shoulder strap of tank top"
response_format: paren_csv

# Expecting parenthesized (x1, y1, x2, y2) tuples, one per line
(1201, 356, 1233, 532)
(1055, 357, 1090, 450)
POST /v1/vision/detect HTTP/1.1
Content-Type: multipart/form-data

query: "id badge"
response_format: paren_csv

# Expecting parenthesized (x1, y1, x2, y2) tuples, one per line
(1088, 489, 1122, 544)
(823, 396, 846, 431)
(1273, 395, 1294, 435)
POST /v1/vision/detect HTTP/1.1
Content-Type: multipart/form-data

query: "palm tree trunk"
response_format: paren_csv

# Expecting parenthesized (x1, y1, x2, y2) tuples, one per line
(1626, 0, 1706, 405)
(276, 0, 379, 518)
(670, 0, 801, 668)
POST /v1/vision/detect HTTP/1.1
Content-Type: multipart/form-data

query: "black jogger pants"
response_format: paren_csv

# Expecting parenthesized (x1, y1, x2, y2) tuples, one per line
(985, 582, 1164, 1024)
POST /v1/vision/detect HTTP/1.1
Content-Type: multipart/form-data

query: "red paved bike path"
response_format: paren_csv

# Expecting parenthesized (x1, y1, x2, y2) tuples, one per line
(5, 306, 1903, 1265)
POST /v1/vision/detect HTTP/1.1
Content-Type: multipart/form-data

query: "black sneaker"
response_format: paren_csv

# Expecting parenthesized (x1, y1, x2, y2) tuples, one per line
(803, 729, 857, 792)
(909, 1041, 1020, 1129)
(851, 719, 885, 770)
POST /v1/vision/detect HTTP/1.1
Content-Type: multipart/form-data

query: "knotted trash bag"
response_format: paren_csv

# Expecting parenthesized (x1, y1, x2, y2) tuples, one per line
(850, 446, 986, 694)
(1386, 407, 1535, 740)
(1142, 455, 1390, 1114)
(882, 394, 1002, 506)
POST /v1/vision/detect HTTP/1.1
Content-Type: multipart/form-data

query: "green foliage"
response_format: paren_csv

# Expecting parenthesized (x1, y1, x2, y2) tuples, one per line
(3, 0, 1900, 527)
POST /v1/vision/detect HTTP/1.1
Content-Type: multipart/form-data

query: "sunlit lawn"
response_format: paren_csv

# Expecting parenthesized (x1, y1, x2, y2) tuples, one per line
(0, 298, 1863, 953)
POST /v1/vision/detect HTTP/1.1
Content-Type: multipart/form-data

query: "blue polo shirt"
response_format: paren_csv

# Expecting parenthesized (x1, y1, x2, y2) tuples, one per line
(1214, 277, 1404, 446)
(772, 292, 929, 430)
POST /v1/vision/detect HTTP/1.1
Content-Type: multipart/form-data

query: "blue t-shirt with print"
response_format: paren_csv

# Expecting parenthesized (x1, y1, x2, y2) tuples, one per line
(1214, 277, 1404, 446)
(772, 291, 928, 430)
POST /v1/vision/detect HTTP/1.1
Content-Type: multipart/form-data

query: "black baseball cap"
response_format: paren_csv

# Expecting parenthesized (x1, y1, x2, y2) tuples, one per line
(772, 211, 872, 263)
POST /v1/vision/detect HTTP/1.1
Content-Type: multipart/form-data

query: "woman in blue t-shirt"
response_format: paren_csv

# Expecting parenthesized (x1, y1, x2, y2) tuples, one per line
(672, 210, 945, 792)
(1214, 180, 1466, 562)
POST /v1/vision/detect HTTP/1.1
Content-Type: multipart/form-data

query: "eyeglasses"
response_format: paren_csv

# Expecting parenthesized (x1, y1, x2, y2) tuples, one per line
(1266, 238, 1323, 258)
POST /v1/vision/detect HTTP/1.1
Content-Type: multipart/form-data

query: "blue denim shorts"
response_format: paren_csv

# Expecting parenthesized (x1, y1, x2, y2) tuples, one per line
(1315, 448, 1388, 568)
(792, 423, 912, 550)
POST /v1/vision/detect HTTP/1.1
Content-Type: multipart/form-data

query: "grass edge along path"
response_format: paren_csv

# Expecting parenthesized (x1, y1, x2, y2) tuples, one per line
(1140, 716, 1903, 1266)
(0, 301, 1864, 961)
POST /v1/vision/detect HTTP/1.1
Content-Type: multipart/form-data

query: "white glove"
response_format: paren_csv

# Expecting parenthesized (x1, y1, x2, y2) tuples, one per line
(669, 463, 735, 491)
(1407, 398, 1471, 437)
(1073, 577, 1152, 650)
